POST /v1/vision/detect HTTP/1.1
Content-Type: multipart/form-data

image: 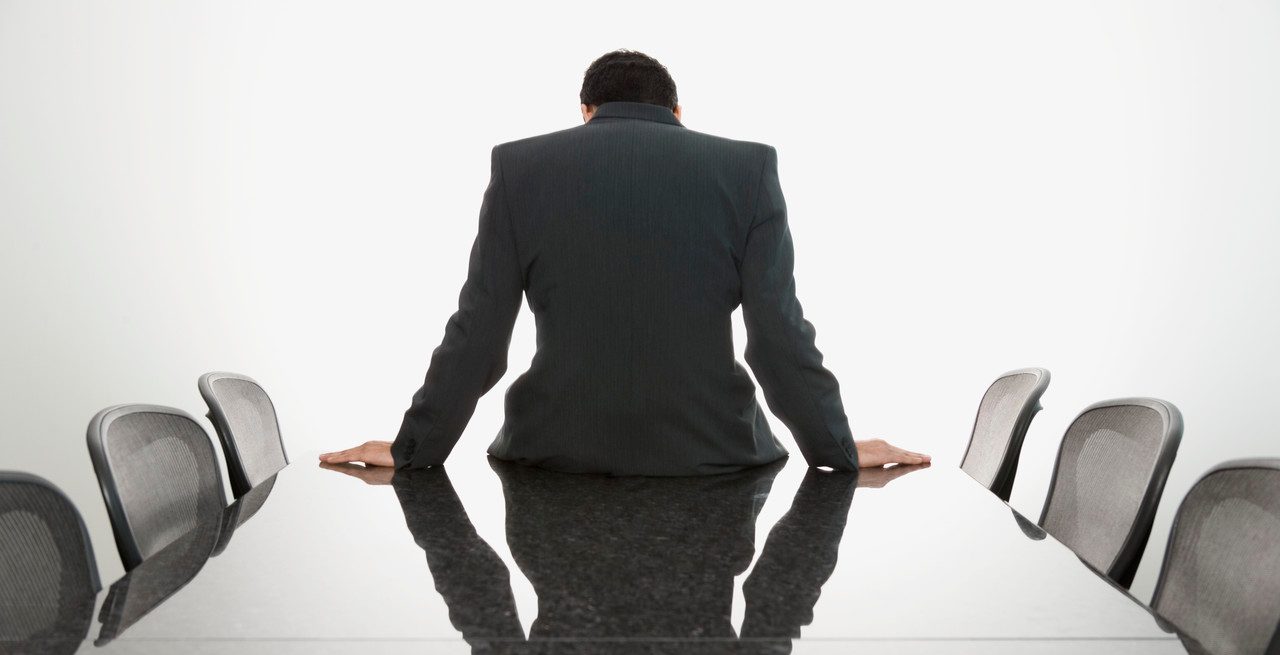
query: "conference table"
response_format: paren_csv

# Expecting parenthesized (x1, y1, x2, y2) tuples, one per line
(55, 453, 1194, 654)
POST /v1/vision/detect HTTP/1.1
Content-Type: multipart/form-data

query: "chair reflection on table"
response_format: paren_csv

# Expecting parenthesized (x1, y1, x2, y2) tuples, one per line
(378, 458, 924, 654)
(94, 474, 278, 645)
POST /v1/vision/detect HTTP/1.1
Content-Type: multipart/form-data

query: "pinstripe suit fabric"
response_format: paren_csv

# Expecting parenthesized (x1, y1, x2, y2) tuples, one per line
(392, 101, 857, 475)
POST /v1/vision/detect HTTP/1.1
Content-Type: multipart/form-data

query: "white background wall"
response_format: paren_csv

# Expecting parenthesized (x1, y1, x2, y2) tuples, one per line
(2, 0, 1278, 602)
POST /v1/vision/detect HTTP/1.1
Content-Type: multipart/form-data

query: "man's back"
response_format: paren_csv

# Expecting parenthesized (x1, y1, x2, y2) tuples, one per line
(389, 101, 859, 475)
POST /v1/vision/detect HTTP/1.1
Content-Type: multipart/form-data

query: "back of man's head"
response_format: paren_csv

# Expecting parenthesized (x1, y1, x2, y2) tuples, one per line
(580, 50, 678, 110)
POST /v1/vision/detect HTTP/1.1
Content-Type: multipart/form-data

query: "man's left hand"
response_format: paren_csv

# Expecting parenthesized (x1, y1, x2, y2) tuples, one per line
(319, 440, 394, 467)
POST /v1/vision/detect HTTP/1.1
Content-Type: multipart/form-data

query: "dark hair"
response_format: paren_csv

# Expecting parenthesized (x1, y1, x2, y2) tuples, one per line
(580, 50, 678, 110)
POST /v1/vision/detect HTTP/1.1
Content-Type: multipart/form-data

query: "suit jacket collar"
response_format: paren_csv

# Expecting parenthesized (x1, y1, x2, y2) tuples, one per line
(591, 101, 683, 127)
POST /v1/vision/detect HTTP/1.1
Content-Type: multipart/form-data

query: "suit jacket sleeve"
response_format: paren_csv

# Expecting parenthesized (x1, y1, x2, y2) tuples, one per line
(392, 146, 524, 469)
(740, 146, 859, 471)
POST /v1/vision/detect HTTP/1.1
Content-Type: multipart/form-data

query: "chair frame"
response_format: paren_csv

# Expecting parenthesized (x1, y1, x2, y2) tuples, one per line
(0, 470, 102, 593)
(1149, 457, 1280, 649)
(1038, 397, 1183, 589)
(960, 367, 1051, 501)
(86, 403, 224, 570)
(198, 372, 289, 498)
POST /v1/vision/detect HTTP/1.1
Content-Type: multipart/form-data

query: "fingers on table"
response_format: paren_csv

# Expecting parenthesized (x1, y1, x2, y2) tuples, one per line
(893, 445, 931, 464)
(319, 448, 361, 464)
(320, 441, 394, 466)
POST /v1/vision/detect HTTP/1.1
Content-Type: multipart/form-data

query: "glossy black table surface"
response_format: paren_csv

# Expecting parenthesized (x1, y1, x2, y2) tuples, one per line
(39, 454, 1192, 653)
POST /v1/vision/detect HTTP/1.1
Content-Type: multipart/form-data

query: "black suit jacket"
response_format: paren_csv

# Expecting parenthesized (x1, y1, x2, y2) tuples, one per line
(392, 101, 858, 474)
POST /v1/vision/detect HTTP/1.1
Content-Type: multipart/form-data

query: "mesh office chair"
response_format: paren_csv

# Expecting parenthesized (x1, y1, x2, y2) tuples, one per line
(1150, 459, 1280, 655)
(198, 372, 288, 498)
(86, 404, 227, 571)
(0, 472, 100, 655)
(960, 367, 1051, 501)
(1039, 398, 1182, 589)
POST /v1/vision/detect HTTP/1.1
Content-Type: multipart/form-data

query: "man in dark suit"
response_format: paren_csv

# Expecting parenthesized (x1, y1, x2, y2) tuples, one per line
(322, 50, 929, 474)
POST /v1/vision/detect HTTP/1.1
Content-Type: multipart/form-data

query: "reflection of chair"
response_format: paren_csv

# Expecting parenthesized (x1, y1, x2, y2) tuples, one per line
(96, 470, 280, 645)
(1039, 398, 1182, 588)
(1150, 459, 1280, 655)
(960, 368, 1050, 501)
(212, 474, 278, 556)
(95, 508, 221, 645)
(1010, 508, 1046, 541)
(0, 472, 99, 655)
(87, 404, 226, 570)
(199, 372, 289, 498)
(392, 458, 859, 653)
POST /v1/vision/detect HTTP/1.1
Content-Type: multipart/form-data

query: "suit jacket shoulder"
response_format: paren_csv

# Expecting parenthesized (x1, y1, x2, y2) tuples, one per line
(495, 123, 774, 169)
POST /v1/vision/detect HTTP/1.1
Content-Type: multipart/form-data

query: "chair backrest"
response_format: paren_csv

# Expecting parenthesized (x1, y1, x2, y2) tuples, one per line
(960, 367, 1051, 501)
(1151, 458, 1280, 655)
(0, 472, 99, 654)
(198, 372, 288, 498)
(86, 404, 226, 571)
(1039, 397, 1182, 588)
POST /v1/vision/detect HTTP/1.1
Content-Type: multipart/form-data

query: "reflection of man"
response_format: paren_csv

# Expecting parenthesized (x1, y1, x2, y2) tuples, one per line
(322, 49, 928, 474)
(346, 460, 926, 653)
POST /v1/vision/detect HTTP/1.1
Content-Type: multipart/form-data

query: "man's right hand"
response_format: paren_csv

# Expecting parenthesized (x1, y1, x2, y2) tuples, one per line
(855, 439, 931, 468)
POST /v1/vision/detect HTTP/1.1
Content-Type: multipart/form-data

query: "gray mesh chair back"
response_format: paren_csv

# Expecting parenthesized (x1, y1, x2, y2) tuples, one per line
(0, 472, 99, 655)
(87, 404, 226, 571)
(1151, 459, 1280, 655)
(1039, 398, 1182, 588)
(960, 367, 1051, 501)
(198, 372, 288, 498)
